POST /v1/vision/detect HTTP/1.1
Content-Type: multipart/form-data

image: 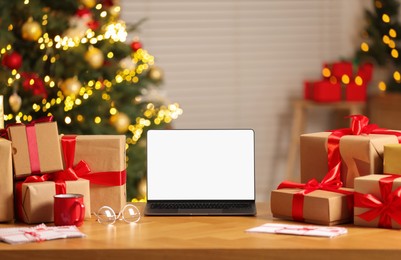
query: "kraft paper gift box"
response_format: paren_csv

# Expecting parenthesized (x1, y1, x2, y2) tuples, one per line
(61, 135, 127, 213)
(271, 187, 354, 226)
(16, 179, 91, 224)
(7, 121, 63, 179)
(0, 138, 13, 222)
(354, 174, 401, 229)
(300, 132, 398, 188)
(383, 144, 401, 174)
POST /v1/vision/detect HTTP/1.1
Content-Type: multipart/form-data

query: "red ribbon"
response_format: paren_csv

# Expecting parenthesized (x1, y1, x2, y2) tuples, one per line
(277, 163, 353, 221)
(24, 116, 56, 174)
(61, 135, 126, 186)
(327, 115, 401, 171)
(0, 116, 54, 174)
(0, 129, 7, 139)
(354, 175, 401, 228)
(24, 231, 45, 242)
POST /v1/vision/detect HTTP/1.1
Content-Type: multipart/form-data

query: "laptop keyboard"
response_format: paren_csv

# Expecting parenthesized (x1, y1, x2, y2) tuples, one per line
(150, 202, 251, 210)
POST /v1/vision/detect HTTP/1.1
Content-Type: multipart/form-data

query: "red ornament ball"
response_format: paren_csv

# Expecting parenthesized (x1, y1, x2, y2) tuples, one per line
(2, 52, 22, 70)
(130, 41, 142, 52)
(21, 72, 47, 98)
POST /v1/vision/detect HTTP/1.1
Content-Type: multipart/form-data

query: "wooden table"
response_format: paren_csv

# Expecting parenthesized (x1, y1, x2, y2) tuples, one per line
(1, 202, 401, 260)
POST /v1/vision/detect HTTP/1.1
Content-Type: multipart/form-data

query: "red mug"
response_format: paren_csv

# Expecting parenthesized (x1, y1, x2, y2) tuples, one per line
(54, 193, 85, 227)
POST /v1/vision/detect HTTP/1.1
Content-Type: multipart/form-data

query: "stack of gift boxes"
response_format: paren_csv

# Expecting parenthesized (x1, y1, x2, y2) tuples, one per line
(0, 118, 127, 224)
(271, 115, 401, 229)
(304, 61, 373, 103)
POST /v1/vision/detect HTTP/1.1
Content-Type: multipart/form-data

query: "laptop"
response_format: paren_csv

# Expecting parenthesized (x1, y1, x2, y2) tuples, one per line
(144, 129, 257, 216)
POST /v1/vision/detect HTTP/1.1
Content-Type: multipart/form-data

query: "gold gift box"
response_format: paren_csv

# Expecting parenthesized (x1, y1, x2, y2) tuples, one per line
(16, 179, 91, 224)
(8, 121, 63, 179)
(383, 144, 401, 174)
(300, 132, 398, 188)
(0, 138, 13, 222)
(62, 135, 127, 213)
(271, 187, 353, 226)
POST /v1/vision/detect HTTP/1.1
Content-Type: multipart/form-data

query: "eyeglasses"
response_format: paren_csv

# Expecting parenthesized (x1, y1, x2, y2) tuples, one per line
(93, 204, 141, 225)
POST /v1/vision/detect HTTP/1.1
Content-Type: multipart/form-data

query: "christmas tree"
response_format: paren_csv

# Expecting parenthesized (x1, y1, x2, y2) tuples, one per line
(0, 0, 182, 199)
(355, 0, 401, 92)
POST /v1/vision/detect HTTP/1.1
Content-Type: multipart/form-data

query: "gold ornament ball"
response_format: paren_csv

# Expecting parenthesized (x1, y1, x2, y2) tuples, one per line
(110, 112, 131, 133)
(9, 93, 22, 113)
(80, 0, 96, 8)
(85, 47, 104, 69)
(22, 19, 42, 41)
(138, 178, 147, 198)
(149, 66, 164, 82)
(61, 77, 82, 96)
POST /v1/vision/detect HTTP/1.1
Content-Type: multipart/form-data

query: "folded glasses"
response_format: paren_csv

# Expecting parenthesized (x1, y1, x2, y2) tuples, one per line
(93, 204, 141, 225)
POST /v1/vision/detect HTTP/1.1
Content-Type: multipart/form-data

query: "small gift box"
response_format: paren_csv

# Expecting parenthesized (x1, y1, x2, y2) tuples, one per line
(383, 144, 401, 174)
(0, 138, 13, 222)
(354, 174, 401, 229)
(303, 81, 314, 100)
(15, 179, 91, 224)
(7, 119, 63, 179)
(357, 62, 373, 83)
(345, 81, 367, 102)
(271, 175, 354, 226)
(60, 135, 127, 213)
(331, 61, 353, 79)
(300, 115, 401, 188)
(312, 80, 341, 103)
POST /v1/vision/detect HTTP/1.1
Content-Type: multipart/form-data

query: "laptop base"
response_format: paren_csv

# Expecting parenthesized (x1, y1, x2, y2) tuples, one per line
(144, 200, 257, 216)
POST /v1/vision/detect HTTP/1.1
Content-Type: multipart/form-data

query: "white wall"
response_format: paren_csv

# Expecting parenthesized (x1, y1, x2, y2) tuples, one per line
(121, 0, 368, 201)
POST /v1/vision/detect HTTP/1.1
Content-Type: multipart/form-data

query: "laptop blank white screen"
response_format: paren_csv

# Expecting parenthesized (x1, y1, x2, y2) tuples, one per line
(146, 129, 255, 200)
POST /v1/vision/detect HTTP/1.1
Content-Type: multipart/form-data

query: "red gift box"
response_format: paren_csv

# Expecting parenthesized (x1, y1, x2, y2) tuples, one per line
(357, 62, 373, 83)
(312, 80, 341, 102)
(331, 61, 353, 79)
(303, 81, 314, 100)
(345, 81, 367, 102)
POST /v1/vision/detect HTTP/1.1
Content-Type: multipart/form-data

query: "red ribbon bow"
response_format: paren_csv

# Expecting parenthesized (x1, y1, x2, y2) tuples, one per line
(328, 115, 401, 170)
(354, 175, 401, 228)
(277, 163, 353, 221)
